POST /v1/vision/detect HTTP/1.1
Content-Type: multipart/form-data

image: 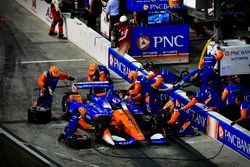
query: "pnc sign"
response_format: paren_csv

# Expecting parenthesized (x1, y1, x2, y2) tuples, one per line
(131, 25, 189, 57)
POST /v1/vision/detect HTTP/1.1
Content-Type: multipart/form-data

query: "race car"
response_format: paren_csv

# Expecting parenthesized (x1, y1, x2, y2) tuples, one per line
(62, 81, 167, 145)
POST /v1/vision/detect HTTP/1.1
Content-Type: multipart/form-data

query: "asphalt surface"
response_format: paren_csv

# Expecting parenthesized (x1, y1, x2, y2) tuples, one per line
(0, 0, 248, 167)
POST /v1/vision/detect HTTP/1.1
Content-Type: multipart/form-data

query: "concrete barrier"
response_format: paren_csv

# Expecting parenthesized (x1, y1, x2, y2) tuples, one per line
(15, 0, 250, 160)
(0, 127, 60, 167)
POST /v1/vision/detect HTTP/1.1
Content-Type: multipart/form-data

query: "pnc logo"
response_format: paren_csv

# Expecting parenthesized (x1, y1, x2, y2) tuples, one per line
(225, 51, 230, 56)
(137, 36, 150, 50)
(143, 4, 149, 11)
(109, 54, 114, 67)
(218, 125, 224, 139)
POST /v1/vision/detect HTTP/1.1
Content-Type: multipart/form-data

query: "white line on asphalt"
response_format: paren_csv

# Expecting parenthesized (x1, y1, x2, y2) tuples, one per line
(35, 146, 47, 151)
(18, 58, 86, 64)
(54, 152, 66, 157)
(185, 139, 211, 144)
(89, 164, 100, 167)
(72, 158, 84, 163)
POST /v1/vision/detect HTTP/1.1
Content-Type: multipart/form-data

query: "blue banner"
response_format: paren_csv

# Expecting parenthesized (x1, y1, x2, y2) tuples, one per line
(130, 24, 189, 57)
(126, 0, 186, 12)
(108, 48, 139, 82)
(216, 121, 250, 159)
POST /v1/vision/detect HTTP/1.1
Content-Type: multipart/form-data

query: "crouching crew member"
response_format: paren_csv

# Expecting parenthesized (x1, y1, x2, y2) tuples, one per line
(58, 107, 94, 149)
(163, 99, 197, 137)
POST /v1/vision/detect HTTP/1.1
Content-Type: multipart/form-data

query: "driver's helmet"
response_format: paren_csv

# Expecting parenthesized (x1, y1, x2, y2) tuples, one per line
(110, 96, 121, 110)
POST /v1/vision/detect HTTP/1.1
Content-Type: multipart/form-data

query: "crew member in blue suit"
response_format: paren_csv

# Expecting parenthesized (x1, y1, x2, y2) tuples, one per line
(181, 87, 222, 112)
(198, 47, 224, 92)
(221, 76, 243, 120)
(231, 94, 250, 130)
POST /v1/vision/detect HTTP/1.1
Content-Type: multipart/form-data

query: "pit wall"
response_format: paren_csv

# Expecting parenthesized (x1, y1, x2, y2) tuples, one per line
(16, 0, 250, 160)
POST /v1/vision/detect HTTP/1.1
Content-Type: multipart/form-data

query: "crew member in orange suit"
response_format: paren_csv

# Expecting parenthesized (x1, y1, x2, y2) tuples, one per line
(162, 98, 181, 125)
(87, 63, 111, 82)
(87, 63, 112, 94)
(163, 98, 196, 136)
(127, 71, 143, 102)
(33, 64, 75, 107)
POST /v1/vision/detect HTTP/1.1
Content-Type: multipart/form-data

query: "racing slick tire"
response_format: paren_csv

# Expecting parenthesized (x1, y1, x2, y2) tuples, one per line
(28, 106, 51, 124)
(63, 135, 92, 149)
(62, 92, 81, 120)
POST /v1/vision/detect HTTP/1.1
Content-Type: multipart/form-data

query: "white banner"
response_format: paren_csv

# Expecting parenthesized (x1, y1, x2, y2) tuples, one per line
(220, 41, 250, 76)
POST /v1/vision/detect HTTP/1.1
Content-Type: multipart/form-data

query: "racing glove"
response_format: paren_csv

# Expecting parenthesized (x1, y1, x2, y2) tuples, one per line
(68, 76, 75, 81)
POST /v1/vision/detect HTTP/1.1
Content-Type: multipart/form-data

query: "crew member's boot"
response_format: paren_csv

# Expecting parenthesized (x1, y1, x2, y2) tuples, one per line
(58, 33, 67, 40)
(49, 31, 57, 36)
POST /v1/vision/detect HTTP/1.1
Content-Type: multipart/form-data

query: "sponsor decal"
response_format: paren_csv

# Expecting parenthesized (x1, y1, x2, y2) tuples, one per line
(113, 56, 131, 76)
(226, 49, 250, 56)
(137, 36, 150, 50)
(143, 4, 149, 10)
(218, 125, 224, 139)
(126, 0, 186, 12)
(224, 129, 250, 157)
(131, 25, 189, 57)
(225, 51, 230, 56)
(153, 35, 184, 48)
(109, 54, 114, 67)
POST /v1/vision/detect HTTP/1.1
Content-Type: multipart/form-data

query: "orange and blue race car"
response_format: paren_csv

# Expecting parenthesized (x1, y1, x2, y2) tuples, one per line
(61, 81, 167, 146)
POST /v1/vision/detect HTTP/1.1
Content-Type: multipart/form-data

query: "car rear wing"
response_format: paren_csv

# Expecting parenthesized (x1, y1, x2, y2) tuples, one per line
(73, 81, 113, 89)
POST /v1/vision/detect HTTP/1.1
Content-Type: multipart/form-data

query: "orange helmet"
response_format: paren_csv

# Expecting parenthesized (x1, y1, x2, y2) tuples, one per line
(128, 71, 138, 82)
(50, 65, 59, 77)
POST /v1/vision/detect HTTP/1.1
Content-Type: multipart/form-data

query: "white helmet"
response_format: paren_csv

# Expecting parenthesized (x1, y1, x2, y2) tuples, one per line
(120, 15, 128, 23)
(210, 50, 216, 55)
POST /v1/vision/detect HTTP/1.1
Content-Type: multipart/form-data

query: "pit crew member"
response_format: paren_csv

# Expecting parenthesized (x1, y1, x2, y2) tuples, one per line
(49, 0, 67, 39)
(33, 64, 75, 107)
(231, 94, 250, 130)
(58, 106, 94, 149)
(221, 75, 243, 120)
(114, 15, 132, 55)
(198, 47, 224, 92)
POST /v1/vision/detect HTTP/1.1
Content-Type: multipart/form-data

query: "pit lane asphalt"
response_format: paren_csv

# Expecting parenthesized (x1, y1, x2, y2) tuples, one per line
(0, 0, 248, 167)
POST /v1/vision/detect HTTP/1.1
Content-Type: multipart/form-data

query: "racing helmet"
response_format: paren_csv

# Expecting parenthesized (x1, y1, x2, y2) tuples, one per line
(128, 71, 138, 82)
(50, 65, 59, 77)
(120, 15, 128, 23)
